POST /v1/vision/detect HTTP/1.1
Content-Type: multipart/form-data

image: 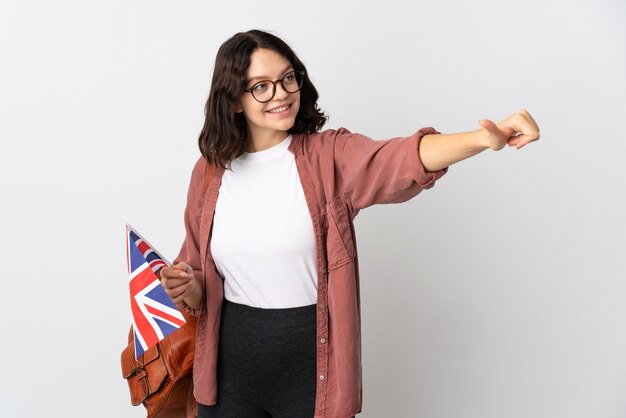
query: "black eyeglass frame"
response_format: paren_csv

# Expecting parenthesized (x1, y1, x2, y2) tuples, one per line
(243, 70, 306, 103)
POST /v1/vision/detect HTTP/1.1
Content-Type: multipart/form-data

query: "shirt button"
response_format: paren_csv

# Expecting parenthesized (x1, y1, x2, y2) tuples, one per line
(320, 338, 326, 344)
(320, 375, 325, 381)
(320, 303, 326, 309)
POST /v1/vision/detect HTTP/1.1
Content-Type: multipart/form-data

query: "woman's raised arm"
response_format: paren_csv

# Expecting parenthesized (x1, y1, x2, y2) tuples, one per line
(418, 109, 541, 172)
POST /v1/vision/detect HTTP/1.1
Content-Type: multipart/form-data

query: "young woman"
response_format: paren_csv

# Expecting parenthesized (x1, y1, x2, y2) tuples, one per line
(159, 29, 540, 418)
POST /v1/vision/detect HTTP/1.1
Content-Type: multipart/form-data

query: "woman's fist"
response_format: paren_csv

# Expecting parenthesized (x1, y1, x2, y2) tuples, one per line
(159, 262, 196, 305)
(480, 109, 540, 151)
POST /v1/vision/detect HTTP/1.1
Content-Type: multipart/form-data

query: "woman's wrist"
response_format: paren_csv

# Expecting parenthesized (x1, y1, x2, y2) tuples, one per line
(182, 275, 203, 310)
(454, 128, 492, 150)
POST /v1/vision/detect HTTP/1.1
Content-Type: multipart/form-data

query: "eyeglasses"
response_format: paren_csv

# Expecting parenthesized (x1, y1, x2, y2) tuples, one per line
(244, 70, 305, 103)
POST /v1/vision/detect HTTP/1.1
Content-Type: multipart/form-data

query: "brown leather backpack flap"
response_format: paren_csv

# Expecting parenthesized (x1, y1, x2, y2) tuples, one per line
(121, 331, 168, 406)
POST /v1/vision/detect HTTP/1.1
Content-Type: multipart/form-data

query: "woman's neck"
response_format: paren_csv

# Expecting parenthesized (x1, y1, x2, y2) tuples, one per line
(246, 130, 290, 153)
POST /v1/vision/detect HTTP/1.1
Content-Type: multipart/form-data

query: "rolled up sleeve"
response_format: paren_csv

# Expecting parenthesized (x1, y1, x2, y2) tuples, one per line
(337, 127, 448, 210)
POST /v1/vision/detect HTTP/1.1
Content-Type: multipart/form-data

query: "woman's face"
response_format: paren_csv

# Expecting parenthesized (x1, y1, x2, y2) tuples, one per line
(235, 48, 301, 142)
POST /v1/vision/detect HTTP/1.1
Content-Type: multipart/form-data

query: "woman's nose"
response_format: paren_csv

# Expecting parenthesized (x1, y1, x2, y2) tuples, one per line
(272, 81, 289, 100)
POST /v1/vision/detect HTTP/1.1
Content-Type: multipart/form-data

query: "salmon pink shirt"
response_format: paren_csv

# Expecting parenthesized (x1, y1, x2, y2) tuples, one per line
(173, 127, 448, 418)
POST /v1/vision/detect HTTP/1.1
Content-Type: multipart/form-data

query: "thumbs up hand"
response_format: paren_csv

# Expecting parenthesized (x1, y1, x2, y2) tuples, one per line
(479, 109, 540, 151)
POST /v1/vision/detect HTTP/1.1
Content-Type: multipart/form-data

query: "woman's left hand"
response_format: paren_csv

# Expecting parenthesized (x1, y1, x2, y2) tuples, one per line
(479, 109, 541, 151)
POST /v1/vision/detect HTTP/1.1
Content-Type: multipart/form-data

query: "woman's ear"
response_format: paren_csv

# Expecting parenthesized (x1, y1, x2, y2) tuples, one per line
(234, 101, 243, 113)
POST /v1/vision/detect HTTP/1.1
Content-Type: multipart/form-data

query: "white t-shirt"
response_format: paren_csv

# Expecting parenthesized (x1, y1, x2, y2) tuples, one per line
(210, 135, 318, 308)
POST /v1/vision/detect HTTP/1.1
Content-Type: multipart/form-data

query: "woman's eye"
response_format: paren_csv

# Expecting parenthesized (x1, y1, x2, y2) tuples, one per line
(284, 73, 295, 82)
(253, 82, 268, 92)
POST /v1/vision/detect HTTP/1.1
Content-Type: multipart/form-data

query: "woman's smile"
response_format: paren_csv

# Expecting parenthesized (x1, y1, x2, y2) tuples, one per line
(266, 103, 293, 116)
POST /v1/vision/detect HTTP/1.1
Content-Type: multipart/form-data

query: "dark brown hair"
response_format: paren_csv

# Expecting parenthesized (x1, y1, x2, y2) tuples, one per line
(198, 29, 328, 169)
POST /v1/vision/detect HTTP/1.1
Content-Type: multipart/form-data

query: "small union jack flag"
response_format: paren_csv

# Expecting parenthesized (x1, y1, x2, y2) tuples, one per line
(125, 224, 186, 359)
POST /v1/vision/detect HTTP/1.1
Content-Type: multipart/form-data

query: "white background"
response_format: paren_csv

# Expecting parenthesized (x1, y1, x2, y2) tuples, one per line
(1, 1, 625, 417)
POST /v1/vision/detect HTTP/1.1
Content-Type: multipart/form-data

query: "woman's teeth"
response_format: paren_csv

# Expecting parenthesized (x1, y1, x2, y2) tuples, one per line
(268, 104, 290, 113)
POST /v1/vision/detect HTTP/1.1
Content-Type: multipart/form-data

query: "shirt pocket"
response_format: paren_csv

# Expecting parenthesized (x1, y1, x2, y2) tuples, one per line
(324, 197, 356, 271)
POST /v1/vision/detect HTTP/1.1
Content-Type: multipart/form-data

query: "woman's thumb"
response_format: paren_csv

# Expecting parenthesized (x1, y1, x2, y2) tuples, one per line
(174, 262, 193, 275)
(479, 119, 498, 132)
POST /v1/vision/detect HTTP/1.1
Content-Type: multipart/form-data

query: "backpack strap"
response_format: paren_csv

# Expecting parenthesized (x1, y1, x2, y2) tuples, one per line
(203, 159, 213, 196)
